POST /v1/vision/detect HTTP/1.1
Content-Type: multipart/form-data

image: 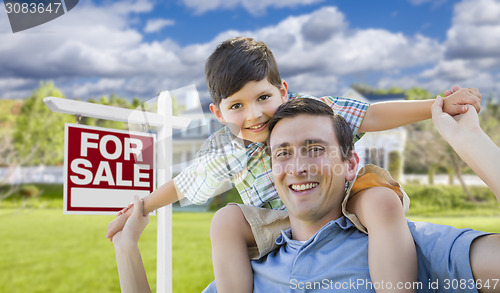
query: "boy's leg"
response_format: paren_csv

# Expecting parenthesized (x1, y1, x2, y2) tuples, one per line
(347, 187, 417, 293)
(210, 204, 256, 293)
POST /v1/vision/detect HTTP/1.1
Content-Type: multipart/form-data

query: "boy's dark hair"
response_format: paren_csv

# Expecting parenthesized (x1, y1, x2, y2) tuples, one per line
(205, 37, 282, 106)
(267, 98, 354, 161)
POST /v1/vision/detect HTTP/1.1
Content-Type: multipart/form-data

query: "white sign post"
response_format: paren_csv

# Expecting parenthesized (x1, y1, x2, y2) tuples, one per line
(45, 92, 190, 293)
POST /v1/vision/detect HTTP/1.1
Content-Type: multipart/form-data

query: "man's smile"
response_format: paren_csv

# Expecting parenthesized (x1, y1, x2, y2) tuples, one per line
(289, 182, 319, 192)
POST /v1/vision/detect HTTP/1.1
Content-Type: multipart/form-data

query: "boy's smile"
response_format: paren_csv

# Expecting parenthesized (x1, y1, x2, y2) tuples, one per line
(210, 79, 288, 143)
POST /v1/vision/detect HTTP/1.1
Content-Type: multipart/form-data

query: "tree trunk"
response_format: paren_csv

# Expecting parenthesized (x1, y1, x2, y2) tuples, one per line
(428, 164, 436, 185)
(450, 151, 475, 202)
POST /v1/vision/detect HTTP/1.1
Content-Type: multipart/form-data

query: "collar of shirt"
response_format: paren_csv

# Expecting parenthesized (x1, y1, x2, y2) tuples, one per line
(275, 216, 355, 249)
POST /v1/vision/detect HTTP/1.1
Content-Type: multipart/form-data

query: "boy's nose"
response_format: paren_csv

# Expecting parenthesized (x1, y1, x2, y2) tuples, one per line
(247, 105, 263, 120)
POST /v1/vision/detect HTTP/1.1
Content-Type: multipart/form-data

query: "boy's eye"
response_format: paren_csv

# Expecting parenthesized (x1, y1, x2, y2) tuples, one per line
(230, 103, 243, 110)
(258, 95, 270, 101)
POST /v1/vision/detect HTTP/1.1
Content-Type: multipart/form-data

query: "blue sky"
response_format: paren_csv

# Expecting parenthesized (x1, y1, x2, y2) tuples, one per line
(1, 0, 499, 102)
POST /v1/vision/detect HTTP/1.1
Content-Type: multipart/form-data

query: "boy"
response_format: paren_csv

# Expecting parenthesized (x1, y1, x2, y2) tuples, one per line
(107, 37, 481, 292)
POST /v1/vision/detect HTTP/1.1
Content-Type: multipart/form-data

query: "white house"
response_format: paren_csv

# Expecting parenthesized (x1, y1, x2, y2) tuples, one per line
(342, 88, 407, 178)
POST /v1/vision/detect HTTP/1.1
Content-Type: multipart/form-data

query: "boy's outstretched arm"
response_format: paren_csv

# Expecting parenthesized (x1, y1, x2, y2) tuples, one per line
(106, 179, 184, 240)
(358, 87, 481, 133)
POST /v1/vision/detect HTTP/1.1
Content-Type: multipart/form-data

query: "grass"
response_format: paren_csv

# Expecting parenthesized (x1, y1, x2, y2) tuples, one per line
(0, 209, 214, 293)
(1, 208, 500, 293)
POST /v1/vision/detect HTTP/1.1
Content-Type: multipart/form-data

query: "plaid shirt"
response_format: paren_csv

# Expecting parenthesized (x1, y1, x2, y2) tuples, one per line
(173, 93, 369, 209)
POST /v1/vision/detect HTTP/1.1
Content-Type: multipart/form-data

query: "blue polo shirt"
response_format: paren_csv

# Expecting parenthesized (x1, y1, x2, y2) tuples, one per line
(203, 217, 489, 292)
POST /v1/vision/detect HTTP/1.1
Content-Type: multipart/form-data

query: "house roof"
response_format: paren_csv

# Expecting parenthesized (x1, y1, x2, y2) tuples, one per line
(342, 88, 406, 103)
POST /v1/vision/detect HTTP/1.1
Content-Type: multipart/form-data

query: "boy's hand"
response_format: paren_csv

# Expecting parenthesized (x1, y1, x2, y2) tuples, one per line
(442, 87, 481, 116)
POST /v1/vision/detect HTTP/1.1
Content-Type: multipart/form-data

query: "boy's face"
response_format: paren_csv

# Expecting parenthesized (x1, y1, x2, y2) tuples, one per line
(210, 79, 288, 143)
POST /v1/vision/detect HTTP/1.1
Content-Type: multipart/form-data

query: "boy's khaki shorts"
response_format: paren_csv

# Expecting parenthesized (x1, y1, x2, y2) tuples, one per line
(233, 164, 410, 260)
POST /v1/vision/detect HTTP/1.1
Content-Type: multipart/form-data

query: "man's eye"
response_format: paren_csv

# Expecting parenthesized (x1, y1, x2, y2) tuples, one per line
(258, 95, 270, 101)
(275, 150, 290, 158)
(230, 103, 242, 110)
(309, 146, 324, 155)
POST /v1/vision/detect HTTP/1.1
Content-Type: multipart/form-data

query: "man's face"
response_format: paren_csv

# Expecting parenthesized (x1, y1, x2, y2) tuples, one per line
(270, 114, 358, 224)
(210, 79, 288, 143)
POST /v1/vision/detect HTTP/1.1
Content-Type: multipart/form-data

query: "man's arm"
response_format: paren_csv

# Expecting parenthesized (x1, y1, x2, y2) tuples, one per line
(431, 96, 500, 199)
(358, 88, 481, 133)
(113, 197, 152, 293)
(431, 96, 500, 292)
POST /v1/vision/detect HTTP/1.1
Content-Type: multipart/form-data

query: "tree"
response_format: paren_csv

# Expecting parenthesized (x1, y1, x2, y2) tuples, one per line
(13, 81, 73, 166)
(405, 87, 434, 101)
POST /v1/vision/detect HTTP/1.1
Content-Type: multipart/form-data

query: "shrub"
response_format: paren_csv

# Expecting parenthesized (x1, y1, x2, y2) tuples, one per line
(19, 185, 40, 198)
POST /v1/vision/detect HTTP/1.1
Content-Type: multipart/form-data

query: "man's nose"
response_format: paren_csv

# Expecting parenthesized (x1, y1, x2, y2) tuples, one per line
(287, 154, 308, 176)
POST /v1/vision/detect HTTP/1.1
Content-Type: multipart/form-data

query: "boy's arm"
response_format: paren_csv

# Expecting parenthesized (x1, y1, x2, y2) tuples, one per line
(358, 88, 481, 133)
(106, 179, 184, 240)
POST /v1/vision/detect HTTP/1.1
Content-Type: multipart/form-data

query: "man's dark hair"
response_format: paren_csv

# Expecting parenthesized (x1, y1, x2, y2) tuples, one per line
(205, 37, 282, 106)
(267, 98, 354, 161)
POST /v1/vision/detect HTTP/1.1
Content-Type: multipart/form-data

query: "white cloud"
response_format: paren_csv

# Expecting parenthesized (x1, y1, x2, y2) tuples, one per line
(242, 7, 443, 94)
(4, 1, 498, 102)
(445, 0, 500, 59)
(181, 0, 324, 15)
(144, 19, 175, 33)
(0, 0, 211, 99)
(0, 3, 450, 100)
(416, 0, 500, 94)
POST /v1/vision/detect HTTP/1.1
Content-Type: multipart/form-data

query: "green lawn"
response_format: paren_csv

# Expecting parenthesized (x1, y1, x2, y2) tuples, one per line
(0, 209, 214, 293)
(1, 208, 499, 293)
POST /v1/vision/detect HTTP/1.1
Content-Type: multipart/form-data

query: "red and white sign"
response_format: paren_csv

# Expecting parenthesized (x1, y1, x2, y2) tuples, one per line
(64, 124, 156, 214)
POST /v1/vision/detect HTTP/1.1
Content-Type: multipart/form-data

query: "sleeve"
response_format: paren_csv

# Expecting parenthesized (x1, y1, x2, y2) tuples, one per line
(289, 93, 370, 143)
(409, 220, 491, 292)
(317, 96, 370, 143)
(173, 129, 247, 205)
(201, 281, 217, 293)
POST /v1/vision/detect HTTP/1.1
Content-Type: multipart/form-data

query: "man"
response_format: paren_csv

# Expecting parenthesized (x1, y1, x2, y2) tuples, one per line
(113, 97, 500, 293)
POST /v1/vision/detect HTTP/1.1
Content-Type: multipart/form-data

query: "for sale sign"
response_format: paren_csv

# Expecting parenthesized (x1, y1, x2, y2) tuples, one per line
(64, 124, 156, 215)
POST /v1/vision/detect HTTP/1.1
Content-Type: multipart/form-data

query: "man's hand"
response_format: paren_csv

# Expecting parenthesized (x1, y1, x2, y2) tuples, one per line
(431, 95, 481, 144)
(107, 202, 136, 242)
(442, 87, 481, 116)
(107, 213, 129, 242)
(112, 196, 149, 246)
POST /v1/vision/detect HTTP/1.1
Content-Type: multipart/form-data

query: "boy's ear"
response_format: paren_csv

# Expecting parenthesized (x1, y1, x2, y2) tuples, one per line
(209, 103, 226, 124)
(345, 151, 359, 182)
(280, 80, 288, 103)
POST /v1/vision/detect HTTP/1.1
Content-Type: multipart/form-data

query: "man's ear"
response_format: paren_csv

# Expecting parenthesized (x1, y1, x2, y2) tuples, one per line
(345, 151, 359, 181)
(280, 80, 288, 103)
(209, 103, 226, 124)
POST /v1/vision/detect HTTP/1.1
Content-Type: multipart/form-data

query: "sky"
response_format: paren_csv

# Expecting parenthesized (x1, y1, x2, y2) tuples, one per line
(1, 0, 500, 102)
